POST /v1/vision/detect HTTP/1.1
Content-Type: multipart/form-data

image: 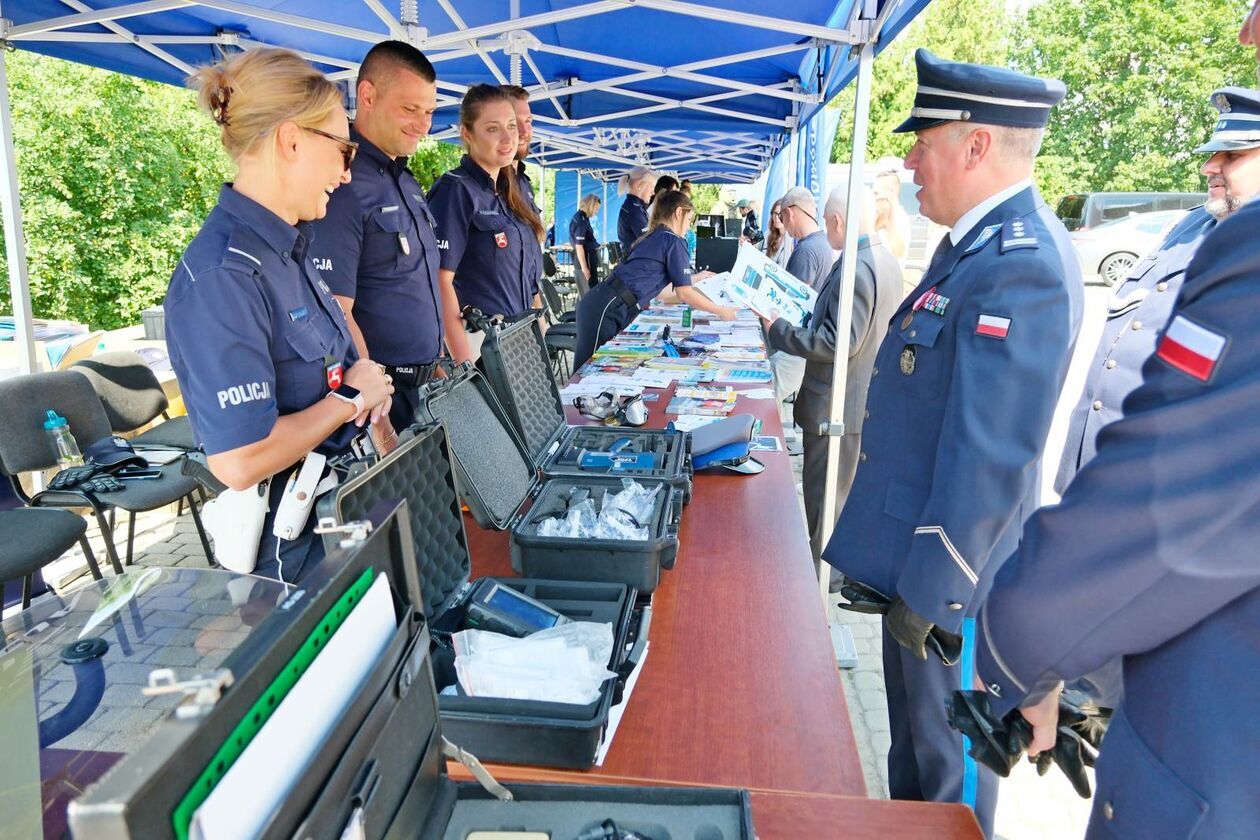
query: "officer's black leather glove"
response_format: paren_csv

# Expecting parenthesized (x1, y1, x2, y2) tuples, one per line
(888, 597, 935, 660)
(948, 688, 1111, 799)
(945, 689, 1026, 777)
(838, 579, 890, 615)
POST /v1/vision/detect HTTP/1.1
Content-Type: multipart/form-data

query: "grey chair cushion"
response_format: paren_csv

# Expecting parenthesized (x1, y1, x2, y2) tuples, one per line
(71, 351, 169, 433)
(36, 461, 198, 513)
(0, 508, 86, 582)
(130, 415, 195, 450)
(0, 370, 113, 474)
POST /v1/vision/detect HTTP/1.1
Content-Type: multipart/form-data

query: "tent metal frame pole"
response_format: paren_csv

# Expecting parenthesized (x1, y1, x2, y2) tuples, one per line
(817, 38, 875, 600)
(0, 49, 36, 374)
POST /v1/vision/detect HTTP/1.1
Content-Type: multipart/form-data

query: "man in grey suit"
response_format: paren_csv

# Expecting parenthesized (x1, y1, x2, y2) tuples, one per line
(763, 185, 902, 567)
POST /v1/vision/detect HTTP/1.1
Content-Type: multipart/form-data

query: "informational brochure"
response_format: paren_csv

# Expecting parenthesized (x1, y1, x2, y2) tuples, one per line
(723, 243, 818, 327)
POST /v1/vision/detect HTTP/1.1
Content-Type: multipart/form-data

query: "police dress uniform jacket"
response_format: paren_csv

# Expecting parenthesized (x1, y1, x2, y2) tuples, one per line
(308, 127, 443, 368)
(766, 234, 902, 437)
(976, 199, 1260, 840)
(822, 185, 1083, 633)
(1054, 207, 1215, 493)
(427, 155, 543, 319)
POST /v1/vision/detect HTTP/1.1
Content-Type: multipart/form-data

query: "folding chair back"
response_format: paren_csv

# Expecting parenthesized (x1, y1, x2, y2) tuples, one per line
(71, 351, 169, 433)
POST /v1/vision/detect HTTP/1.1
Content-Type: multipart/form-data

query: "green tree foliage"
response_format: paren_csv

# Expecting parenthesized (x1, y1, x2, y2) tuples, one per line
(0, 51, 228, 329)
(1012, 0, 1256, 199)
(407, 138, 463, 189)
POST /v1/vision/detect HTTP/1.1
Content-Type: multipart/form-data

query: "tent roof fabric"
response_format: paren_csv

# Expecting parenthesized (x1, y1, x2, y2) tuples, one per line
(0, 0, 929, 181)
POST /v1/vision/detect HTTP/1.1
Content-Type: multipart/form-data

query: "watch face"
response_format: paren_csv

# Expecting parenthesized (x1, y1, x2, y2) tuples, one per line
(334, 384, 361, 401)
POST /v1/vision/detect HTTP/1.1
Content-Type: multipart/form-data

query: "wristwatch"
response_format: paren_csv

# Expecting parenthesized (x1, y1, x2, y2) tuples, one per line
(328, 383, 365, 417)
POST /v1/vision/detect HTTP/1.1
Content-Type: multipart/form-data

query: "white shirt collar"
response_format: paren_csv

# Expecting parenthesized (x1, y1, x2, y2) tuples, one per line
(949, 179, 1033, 246)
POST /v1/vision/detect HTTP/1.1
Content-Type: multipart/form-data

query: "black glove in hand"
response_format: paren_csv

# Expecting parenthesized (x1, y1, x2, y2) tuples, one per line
(947, 688, 1111, 799)
(888, 597, 935, 660)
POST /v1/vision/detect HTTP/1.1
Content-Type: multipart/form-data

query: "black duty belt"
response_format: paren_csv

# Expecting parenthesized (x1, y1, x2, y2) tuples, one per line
(606, 275, 641, 311)
(382, 362, 438, 389)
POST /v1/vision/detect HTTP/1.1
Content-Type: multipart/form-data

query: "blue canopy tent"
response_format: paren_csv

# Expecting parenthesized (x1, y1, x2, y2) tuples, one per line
(0, 0, 932, 591)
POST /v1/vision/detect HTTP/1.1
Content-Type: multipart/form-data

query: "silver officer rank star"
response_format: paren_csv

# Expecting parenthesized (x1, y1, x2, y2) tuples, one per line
(900, 346, 916, 376)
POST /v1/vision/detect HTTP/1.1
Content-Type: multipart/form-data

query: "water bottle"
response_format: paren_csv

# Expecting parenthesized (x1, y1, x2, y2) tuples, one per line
(44, 410, 83, 468)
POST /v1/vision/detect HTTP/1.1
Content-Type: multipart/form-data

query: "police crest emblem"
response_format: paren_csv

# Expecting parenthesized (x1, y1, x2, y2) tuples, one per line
(900, 346, 916, 376)
(494, 232, 508, 249)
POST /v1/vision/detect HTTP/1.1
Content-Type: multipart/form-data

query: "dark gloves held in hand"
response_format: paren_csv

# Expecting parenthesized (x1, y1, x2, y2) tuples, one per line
(946, 689, 1112, 798)
(838, 580, 962, 665)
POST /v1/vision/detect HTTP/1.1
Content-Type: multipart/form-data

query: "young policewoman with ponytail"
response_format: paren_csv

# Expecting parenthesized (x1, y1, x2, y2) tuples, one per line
(166, 47, 394, 584)
(428, 84, 545, 363)
(575, 190, 738, 368)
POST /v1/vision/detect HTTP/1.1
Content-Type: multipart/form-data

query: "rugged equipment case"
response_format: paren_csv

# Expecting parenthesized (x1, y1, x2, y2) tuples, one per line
(318, 424, 650, 767)
(413, 366, 682, 593)
(68, 503, 754, 840)
(476, 313, 693, 500)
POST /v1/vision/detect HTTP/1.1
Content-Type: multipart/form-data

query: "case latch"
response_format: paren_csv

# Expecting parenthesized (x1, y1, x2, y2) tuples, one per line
(315, 517, 374, 548)
(143, 668, 234, 719)
(441, 737, 514, 801)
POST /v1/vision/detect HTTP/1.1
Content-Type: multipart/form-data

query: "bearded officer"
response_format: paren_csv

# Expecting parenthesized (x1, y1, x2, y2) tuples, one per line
(821, 49, 1083, 836)
(975, 170, 1260, 840)
(1055, 87, 1260, 494)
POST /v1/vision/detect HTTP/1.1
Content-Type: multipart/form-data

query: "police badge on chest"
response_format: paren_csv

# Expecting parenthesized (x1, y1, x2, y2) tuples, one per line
(900, 346, 916, 376)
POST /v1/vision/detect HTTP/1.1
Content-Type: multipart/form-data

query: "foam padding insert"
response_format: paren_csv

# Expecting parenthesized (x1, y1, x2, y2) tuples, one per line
(427, 378, 535, 528)
(327, 429, 469, 618)
(482, 318, 565, 461)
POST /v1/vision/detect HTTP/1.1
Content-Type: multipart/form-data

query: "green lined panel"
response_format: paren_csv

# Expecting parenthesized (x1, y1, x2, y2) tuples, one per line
(172, 567, 376, 840)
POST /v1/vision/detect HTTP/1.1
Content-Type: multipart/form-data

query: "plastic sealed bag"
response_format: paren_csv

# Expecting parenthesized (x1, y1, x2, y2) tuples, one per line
(450, 621, 617, 704)
(533, 480, 661, 540)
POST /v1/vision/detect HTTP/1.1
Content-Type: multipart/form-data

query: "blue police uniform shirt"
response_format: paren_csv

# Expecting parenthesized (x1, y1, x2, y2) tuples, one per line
(427, 154, 542, 318)
(609, 227, 692, 307)
(618, 194, 650, 253)
(165, 185, 359, 457)
(1054, 207, 1215, 493)
(822, 185, 1083, 633)
(569, 210, 599, 272)
(516, 161, 544, 295)
(976, 199, 1260, 839)
(307, 127, 443, 366)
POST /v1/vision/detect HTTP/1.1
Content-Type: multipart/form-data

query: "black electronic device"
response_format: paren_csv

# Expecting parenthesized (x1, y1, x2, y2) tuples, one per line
(696, 236, 739, 273)
(115, 466, 163, 480)
(465, 578, 572, 637)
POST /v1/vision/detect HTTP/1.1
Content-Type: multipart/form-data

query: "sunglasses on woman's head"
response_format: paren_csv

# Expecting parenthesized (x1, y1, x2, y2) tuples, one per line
(304, 127, 358, 170)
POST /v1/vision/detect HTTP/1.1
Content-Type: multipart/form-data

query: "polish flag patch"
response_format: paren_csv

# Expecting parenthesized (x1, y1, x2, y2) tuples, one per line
(976, 314, 1011, 340)
(1156, 315, 1227, 382)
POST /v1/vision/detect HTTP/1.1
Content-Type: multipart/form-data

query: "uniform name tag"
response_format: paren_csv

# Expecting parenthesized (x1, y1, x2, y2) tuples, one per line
(494, 232, 508, 249)
(288, 306, 308, 321)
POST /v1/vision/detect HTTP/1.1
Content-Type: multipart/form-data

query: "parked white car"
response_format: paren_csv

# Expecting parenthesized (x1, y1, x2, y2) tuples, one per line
(1070, 209, 1188, 286)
